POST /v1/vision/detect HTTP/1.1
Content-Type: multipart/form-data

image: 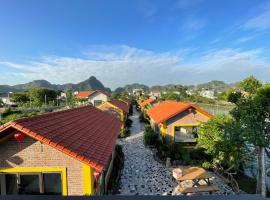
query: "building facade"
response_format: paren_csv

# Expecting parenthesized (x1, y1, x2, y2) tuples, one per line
(0, 105, 120, 196)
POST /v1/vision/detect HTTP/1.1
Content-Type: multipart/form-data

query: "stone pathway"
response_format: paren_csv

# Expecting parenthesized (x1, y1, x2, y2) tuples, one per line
(118, 106, 235, 195)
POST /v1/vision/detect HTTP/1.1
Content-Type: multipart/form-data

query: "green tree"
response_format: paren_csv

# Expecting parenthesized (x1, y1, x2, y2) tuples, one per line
(239, 76, 262, 95)
(227, 90, 242, 104)
(28, 87, 57, 107)
(231, 83, 270, 197)
(198, 115, 247, 173)
(11, 92, 30, 104)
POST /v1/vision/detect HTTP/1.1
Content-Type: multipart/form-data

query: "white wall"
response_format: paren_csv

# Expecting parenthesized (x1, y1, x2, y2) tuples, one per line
(88, 92, 108, 106)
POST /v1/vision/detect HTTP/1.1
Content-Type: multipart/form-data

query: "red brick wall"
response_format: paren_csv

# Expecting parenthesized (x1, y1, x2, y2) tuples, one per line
(0, 135, 84, 195)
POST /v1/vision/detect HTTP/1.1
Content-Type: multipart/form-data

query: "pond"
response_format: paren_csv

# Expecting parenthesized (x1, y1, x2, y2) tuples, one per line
(196, 103, 234, 115)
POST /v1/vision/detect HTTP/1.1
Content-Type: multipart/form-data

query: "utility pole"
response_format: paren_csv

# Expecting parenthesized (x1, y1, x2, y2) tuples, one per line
(44, 94, 47, 107)
(30, 96, 32, 109)
(57, 95, 59, 107)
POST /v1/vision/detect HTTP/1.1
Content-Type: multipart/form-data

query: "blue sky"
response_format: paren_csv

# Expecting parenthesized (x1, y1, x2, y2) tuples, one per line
(1, 0, 270, 89)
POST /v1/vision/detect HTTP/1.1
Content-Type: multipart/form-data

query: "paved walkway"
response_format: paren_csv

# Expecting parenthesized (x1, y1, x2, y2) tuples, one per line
(118, 106, 235, 195)
(118, 106, 176, 195)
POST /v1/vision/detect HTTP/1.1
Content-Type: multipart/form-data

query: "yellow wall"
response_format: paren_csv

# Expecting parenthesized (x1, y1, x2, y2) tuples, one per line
(160, 122, 167, 137)
(82, 164, 94, 195)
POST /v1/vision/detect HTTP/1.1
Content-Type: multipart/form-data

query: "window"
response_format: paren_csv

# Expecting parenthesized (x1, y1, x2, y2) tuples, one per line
(0, 172, 62, 195)
(174, 126, 198, 142)
(94, 100, 103, 106)
(43, 173, 62, 195)
(19, 174, 40, 194)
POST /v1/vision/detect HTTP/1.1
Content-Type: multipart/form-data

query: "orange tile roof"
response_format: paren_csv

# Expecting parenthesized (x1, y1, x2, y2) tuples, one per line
(147, 101, 212, 124)
(75, 91, 94, 99)
(139, 98, 157, 108)
(0, 106, 121, 172)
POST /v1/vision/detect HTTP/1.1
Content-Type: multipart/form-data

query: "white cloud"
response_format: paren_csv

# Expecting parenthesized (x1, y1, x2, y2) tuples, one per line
(243, 10, 270, 31)
(235, 36, 256, 43)
(0, 45, 269, 89)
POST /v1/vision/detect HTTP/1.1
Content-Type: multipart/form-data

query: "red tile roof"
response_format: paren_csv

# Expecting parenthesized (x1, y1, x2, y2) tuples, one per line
(109, 100, 129, 113)
(139, 98, 157, 108)
(75, 90, 110, 99)
(120, 98, 131, 107)
(151, 88, 161, 93)
(147, 101, 212, 124)
(75, 91, 94, 99)
(0, 106, 121, 172)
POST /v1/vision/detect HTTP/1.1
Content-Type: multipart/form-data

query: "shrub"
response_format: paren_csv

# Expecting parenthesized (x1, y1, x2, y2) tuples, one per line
(144, 125, 158, 146)
(125, 118, 132, 128)
(175, 147, 193, 165)
(107, 144, 124, 194)
(156, 143, 170, 159)
(202, 161, 212, 169)
(119, 128, 130, 138)
(139, 112, 149, 124)
(2, 108, 22, 118)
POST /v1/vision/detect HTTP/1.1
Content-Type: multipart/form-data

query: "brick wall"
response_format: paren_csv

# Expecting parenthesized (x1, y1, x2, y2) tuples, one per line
(0, 135, 84, 195)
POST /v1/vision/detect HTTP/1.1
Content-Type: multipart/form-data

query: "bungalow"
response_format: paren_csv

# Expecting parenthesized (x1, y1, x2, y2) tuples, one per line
(150, 88, 161, 97)
(0, 105, 121, 196)
(139, 98, 158, 111)
(147, 101, 212, 143)
(75, 90, 110, 106)
(97, 100, 129, 129)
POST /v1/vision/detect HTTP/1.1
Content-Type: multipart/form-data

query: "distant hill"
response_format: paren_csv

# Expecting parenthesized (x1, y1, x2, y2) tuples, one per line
(114, 83, 149, 93)
(187, 80, 239, 93)
(0, 76, 111, 93)
(148, 81, 239, 95)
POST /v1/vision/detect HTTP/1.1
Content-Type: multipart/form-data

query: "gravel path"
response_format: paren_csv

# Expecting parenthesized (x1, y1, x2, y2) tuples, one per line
(117, 106, 235, 196)
(118, 106, 177, 195)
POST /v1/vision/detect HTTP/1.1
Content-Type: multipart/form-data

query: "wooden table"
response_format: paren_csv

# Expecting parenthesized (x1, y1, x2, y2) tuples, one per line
(173, 167, 212, 187)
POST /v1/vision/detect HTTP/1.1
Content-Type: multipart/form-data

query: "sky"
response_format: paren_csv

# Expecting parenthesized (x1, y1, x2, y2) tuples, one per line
(1, 0, 270, 89)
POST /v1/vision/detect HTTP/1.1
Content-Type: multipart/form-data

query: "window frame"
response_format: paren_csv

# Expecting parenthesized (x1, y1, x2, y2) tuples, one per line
(0, 168, 67, 196)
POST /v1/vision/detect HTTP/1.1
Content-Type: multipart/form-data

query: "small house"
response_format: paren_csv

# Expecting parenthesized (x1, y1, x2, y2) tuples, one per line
(97, 100, 129, 129)
(0, 106, 120, 196)
(150, 88, 161, 97)
(139, 98, 158, 111)
(75, 90, 110, 106)
(147, 101, 212, 143)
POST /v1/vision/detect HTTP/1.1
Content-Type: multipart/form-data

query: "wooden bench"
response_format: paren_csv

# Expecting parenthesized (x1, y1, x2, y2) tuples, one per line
(179, 185, 219, 195)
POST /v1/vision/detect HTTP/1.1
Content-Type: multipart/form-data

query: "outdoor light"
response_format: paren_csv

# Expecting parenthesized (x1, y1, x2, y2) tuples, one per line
(14, 132, 25, 142)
